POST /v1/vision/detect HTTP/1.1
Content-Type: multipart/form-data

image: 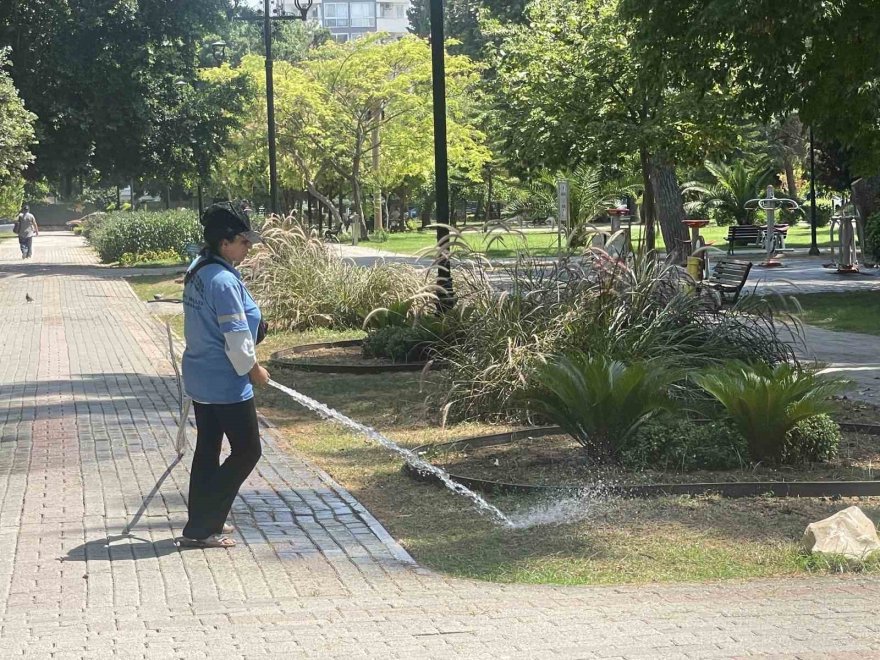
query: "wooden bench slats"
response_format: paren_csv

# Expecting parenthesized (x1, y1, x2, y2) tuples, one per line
(726, 224, 788, 255)
(699, 258, 752, 305)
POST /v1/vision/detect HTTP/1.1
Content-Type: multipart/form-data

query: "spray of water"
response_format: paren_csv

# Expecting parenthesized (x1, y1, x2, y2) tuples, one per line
(268, 380, 514, 527)
(505, 486, 618, 529)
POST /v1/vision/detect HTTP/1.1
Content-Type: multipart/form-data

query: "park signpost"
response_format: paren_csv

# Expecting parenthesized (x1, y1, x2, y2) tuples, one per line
(557, 179, 570, 250)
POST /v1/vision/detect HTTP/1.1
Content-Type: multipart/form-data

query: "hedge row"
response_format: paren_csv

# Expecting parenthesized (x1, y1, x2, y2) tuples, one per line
(85, 210, 202, 263)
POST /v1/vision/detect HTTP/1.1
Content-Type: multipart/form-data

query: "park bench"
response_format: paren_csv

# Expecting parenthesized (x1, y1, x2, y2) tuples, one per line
(726, 224, 789, 254)
(700, 258, 752, 305)
(725, 225, 763, 254)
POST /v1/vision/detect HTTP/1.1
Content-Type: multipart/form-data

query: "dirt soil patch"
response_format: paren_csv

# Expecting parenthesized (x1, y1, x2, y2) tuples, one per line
(430, 430, 880, 487)
(274, 343, 406, 367)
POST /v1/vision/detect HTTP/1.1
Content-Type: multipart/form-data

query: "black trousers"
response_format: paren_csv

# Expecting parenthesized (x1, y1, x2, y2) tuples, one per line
(183, 398, 262, 540)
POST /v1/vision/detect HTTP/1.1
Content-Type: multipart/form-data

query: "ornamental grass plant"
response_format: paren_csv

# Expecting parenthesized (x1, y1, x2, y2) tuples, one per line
(240, 217, 427, 331)
(433, 229, 798, 423)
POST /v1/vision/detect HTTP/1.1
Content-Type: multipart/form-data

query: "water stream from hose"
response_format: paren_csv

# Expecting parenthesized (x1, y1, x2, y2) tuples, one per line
(268, 379, 514, 526)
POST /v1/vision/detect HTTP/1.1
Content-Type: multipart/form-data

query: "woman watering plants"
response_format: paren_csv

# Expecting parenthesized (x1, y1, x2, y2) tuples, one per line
(179, 201, 269, 549)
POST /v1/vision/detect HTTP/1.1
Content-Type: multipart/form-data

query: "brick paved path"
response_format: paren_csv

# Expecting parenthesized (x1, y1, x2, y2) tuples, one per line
(2, 232, 880, 659)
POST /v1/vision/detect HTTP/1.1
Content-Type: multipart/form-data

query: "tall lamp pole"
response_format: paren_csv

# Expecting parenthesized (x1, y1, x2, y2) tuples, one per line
(808, 127, 820, 256)
(244, 0, 313, 215)
(430, 0, 453, 302)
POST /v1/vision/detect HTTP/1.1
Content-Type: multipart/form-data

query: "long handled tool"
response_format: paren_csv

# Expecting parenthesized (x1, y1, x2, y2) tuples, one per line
(124, 320, 190, 534)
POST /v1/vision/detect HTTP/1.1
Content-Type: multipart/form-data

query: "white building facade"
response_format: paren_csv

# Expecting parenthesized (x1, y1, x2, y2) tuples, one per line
(269, 1, 412, 41)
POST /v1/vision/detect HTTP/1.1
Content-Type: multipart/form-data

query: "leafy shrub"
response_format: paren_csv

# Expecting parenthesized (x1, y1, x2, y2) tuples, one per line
(783, 413, 841, 464)
(118, 249, 182, 267)
(80, 212, 108, 241)
(866, 211, 880, 262)
(240, 218, 426, 331)
(812, 198, 834, 228)
(363, 300, 415, 330)
(622, 419, 747, 471)
(371, 229, 389, 243)
(436, 240, 797, 422)
(362, 325, 433, 362)
(694, 362, 848, 464)
(518, 354, 675, 463)
(87, 210, 201, 263)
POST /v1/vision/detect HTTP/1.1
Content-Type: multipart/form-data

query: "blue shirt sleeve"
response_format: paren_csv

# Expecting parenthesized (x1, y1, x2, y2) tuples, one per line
(210, 274, 250, 335)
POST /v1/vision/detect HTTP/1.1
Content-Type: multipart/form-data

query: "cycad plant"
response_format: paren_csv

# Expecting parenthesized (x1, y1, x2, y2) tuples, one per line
(519, 354, 676, 463)
(682, 159, 776, 226)
(694, 361, 848, 464)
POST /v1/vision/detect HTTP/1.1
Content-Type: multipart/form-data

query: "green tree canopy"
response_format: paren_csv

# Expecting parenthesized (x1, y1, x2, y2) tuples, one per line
(620, 0, 880, 173)
(213, 35, 490, 222)
(0, 48, 35, 215)
(0, 0, 242, 191)
(489, 0, 742, 254)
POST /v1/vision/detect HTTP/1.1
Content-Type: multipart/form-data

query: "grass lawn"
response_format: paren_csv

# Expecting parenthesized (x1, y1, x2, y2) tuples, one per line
(374, 222, 832, 258)
(380, 229, 564, 258)
(255, 341, 880, 586)
(791, 292, 880, 336)
(115, 257, 186, 268)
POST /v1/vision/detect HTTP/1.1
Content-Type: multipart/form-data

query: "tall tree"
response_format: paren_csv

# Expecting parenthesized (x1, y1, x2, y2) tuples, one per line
(213, 36, 491, 221)
(621, 0, 880, 174)
(0, 0, 236, 191)
(408, 0, 528, 58)
(0, 48, 35, 215)
(489, 0, 739, 256)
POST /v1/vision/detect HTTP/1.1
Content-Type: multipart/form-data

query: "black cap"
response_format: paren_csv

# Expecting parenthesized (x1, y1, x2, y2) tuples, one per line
(201, 201, 263, 244)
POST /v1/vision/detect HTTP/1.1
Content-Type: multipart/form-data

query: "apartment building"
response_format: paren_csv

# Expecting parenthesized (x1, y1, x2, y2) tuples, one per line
(266, 1, 412, 41)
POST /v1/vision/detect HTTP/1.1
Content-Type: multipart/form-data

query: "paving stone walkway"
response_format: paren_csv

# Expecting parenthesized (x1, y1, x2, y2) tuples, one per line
(2, 232, 880, 659)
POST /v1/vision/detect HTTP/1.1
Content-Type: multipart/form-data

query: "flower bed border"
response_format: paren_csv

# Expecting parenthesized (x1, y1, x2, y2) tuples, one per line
(405, 423, 880, 499)
(269, 339, 435, 374)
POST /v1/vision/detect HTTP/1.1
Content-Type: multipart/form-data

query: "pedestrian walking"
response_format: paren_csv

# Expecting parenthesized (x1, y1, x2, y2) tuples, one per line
(179, 201, 270, 549)
(14, 204, 39, 259)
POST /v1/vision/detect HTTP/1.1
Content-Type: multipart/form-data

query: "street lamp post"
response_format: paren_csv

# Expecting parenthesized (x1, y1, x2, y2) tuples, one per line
(430, 0, 453, 303)
(808, 128, 820, 256)
(245, 0, 313, 216)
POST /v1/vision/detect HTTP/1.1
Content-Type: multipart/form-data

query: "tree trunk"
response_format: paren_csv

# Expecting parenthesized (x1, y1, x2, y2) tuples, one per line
(649, 154, 689, 261)
(639, 148, 656, 253)
(851, 175, 880, 221)
(486, 169, 494, 221)
(783, 155, 799, 200)
(305, 184, 342, 228)
(851, 175, 880, 256)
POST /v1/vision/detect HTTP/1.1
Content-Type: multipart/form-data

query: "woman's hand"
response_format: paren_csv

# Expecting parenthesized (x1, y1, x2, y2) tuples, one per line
(249, 363, 270, 387)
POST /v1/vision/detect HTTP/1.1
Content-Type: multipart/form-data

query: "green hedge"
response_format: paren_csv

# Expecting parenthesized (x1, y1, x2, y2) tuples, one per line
(87, 210, 201, 263)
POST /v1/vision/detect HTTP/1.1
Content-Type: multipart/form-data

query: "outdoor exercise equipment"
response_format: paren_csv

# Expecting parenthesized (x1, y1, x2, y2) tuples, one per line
(605, 206, 632, 259)
(831, 210, 860, 274)
(745, 185, 799, 268)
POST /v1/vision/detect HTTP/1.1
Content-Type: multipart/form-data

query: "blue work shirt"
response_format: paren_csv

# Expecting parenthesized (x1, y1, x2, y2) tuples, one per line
(182, 254, 262, 404)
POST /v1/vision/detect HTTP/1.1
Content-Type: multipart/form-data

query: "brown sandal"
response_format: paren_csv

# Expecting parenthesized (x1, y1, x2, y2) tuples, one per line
(178, 534, 236, 549)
